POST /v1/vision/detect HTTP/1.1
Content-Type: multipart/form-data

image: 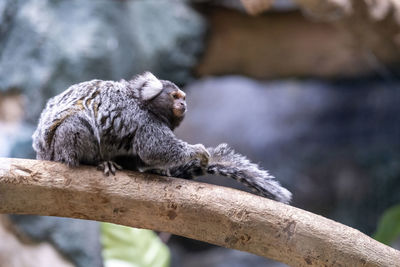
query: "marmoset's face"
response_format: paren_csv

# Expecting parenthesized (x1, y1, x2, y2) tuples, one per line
(170, 88, 186, 118)
(155, 80, 186, 119)
(147, 80, 187, 130)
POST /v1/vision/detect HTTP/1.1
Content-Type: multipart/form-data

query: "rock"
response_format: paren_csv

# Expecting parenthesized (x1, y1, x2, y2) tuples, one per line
(10, 215, 103, 267)
(0, 92, 31, 157)
(8, 131, 36, 159)
(0, 215, 73, 267)
(169, 236, 287, 267)
(0, 92, 24, 122)
(0, 0, 206, 121)
(175, 246, 287, 267)
(176, 76, 400, 234)
(0, 122, 34, 158)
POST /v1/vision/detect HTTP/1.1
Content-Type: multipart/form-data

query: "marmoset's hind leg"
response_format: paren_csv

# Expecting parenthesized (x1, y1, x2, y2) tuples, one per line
(97, 160, 122, 176)
(51, 116, 101, 167)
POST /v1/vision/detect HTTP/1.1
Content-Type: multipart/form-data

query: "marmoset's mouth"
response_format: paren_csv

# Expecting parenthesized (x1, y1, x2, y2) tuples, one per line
(173, 106, 186, 117)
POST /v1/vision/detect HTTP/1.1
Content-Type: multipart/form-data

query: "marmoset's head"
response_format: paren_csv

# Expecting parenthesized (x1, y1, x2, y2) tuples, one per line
(131, 72, 187, 130)
(147, 80, 187, 130)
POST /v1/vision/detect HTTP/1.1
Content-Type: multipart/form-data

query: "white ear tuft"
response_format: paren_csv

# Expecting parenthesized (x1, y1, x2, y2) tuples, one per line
(136, 72, 163, 101)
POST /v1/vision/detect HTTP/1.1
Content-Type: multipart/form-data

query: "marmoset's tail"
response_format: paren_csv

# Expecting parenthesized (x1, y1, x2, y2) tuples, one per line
(169, 143, 292, 204)
(207, 144, 292, 204)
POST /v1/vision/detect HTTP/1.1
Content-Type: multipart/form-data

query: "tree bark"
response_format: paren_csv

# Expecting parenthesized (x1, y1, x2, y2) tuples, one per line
(0, 158, 399, 267)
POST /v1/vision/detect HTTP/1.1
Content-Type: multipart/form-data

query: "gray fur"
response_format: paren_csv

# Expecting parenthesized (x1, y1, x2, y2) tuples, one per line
(32, 72, 209, 173)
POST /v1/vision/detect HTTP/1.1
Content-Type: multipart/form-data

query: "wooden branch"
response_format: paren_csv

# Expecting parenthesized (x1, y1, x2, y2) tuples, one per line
(240, 0, 400, 23)
(0, 158, 399, 267)
(240, 0, 352, 17)
(240, 0, 274, 15)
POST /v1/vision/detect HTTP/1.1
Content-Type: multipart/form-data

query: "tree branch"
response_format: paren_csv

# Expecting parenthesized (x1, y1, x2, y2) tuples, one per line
(240, 0, 400, 24)
(0, 158, 399, 266)
(240, 0, 352, 17)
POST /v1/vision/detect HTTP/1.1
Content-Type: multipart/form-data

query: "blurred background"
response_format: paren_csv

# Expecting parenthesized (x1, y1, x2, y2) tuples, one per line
(1, 0, 400, 266)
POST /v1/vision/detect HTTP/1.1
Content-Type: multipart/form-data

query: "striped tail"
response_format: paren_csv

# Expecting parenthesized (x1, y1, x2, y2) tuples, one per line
(169, 143, 292, 204)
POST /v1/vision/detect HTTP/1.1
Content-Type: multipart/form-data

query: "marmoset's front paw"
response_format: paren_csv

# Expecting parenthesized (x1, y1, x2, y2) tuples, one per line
(97, 160, 123, 176)
(192, 144, 210, 168)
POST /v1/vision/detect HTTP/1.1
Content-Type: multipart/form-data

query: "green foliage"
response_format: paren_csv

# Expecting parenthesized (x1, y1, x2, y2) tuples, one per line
(373, 204, 400, 245)
(101, 223, 170, 267)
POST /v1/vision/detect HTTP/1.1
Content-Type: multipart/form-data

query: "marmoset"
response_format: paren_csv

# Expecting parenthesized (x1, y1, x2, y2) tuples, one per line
(32, 72, 292, 204)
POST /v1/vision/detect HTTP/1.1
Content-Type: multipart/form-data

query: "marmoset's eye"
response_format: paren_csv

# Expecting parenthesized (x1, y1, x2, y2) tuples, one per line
(173, 94, 179, 99)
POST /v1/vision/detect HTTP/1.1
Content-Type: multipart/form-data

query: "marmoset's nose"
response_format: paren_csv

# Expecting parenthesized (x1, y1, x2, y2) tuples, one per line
(180, 103, 187, 112)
